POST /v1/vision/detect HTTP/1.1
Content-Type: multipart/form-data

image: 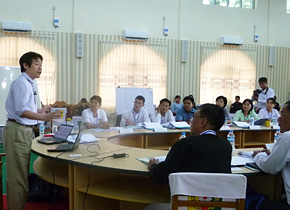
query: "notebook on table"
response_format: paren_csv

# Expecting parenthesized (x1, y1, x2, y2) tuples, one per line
(37, 124, 74, 145)
(47, 129, 82, 152)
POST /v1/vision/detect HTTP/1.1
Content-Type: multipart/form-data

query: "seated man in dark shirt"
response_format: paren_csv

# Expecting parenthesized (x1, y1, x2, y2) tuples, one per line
(230, 95, 242, 113)
(145, 103, 232, 210)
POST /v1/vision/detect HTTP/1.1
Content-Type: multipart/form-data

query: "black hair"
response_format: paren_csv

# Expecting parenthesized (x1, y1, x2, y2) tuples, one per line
(159, 98, 171, 106)
(215, 96, 228, 108)
(199, 103, 225, 131)
(135, 95, 145, 103)
(241, 99, 253, 114)
(175, 95, 181, 99)
(81, 98, 87, 103)
(235, 96, 240, 99)
(258, 77, 268, 83)
(284, 101, 290, 113)
(267, 97, 276, 104)
(19, 51, 43, 73)
(90, 95, 102, 105)
(183, 96, 194, 104)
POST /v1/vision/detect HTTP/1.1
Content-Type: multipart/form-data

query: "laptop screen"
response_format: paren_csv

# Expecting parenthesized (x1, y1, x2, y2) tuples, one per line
(54, 125, 73, 139)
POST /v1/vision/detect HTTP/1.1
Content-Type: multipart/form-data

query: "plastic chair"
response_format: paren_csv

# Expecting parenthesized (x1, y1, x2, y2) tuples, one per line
(169, 172, 247, 210)
(0, 153, 5, 210)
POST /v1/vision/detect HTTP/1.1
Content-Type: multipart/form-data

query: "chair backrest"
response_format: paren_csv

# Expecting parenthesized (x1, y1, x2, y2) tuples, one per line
(169, 172, 247, 210)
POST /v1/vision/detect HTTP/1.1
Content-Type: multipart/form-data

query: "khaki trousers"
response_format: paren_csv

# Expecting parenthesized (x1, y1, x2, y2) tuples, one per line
(3, 121, 34, 210)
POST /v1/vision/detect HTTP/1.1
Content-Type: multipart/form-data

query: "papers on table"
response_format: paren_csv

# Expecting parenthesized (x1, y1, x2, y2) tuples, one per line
(67, 133, 99, 144)
(232, 121, 249, 128)
(143, 122, 163, 130)
(231, 156, 254, 166)
(119, 128, 134, 134)
(136, 156, 166, 165)
(169, 121, 190, 129)
(265, 143, 275, 150)
(220, 125, 231, 130)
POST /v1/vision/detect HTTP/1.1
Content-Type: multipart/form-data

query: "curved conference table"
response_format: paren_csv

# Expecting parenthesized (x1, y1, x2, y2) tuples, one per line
(31, 127, 280, 210)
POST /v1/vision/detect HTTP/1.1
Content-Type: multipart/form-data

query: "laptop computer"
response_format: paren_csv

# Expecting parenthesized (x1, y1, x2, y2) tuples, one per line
(47, 130, 82, 152)
(254, 118, 266, 126)
(37, 124, 74, 145)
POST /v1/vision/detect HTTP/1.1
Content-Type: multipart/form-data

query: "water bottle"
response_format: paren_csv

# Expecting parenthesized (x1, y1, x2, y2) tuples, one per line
(39, 122, 45, 138)
(249, 117, 254, 126)
(227, 130, 235, 154)
(179, 132, 186, 140)
(272, 118, 277, 126)
(274, 128, 280, 143)
(224, 118, 227, 126)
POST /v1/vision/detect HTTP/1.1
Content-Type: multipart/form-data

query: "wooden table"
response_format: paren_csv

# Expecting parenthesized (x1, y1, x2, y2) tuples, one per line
(31, 128, 280, 210)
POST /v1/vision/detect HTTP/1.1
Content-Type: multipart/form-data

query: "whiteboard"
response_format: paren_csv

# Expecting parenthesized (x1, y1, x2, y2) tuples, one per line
(115, 87, 154, 114)
(0, 66, 41, 126)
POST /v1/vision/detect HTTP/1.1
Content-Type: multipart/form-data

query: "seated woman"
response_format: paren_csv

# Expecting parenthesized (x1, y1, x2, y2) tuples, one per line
(149, 98, 175, 124)
(258, 97, 280, 120)
(233, 99, 259, 122)
(82, 95, 110, 129)
(215, 95, 231, 123)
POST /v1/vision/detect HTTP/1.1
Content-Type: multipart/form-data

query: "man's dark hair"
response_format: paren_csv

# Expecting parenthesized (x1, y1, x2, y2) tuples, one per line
(175, 95, 181, 99)
(135, 95, 145, 103)
(199, 103, 225, 131)
(19, 51, 43, 73)
(258, 77, 268, 83)
(215, 96, 228, 108)
(284, 101, 290, 113)
(235, 96, 240, 99)
(81, 98, 87, 103)
(159, 98, 171, 106)
(183, 96, 194, 104)
(90, 95, 102, 105)
(267, 97, 276, 104)
(241, 99, 253, 114)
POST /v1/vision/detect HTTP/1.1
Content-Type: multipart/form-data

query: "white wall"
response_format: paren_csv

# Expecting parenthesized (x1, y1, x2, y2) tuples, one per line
(1, 0, 290, 47)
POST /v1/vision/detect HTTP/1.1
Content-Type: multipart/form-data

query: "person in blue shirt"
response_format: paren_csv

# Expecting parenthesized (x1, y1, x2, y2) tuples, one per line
(170, 95, 183, 116)
(176, 96, 196, 124)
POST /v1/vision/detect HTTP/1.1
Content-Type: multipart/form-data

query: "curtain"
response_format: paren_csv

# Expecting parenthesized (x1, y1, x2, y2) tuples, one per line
(0, 31, 56, 105)
(200, 45, 256, 105)
(99, 39, 167, 114)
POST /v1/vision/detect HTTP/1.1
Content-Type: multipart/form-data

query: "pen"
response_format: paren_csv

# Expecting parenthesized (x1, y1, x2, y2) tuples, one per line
(244, 165, 257, 171)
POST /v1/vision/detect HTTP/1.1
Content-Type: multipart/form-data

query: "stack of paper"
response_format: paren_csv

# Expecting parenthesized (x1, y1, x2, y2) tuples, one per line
(143, 122, 163, 130)
(169, 122, 190, 129)
(232, 121, 249, 128)
(67, 133, 99, 144)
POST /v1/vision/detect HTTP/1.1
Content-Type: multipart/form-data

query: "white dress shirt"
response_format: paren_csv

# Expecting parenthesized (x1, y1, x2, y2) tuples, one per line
(81, 108, 108, 126)
(120, 108, 150, 127)
(257, 87, 275, 109)
(258, 108, 280, 119)
(254, 131, 290, 205)
(149, 110, 175, 124)
(5, 72, 37, 125)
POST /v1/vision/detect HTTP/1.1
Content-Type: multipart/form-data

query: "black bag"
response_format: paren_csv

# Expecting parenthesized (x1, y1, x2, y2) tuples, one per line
(27, 173, 56, 202)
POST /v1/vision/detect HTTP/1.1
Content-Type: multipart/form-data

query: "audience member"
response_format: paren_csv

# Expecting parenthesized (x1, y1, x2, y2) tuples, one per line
(188, 94, 197, 109)
(252, 77, 275, 111)
(75, 98, 89, 116)
(252, 101, 290, 210)
(233, 99, 259, 122)
(216, 95, 231, 123)
(149, 98, 175, 124)
(145, 104, 232, 210)
(176, 96, 196, 124)
(274, 96, 281, 112)
(120, 95, 150, 127)
(230, 96, 242, 113)
(170, 95, 183, 116)
(3, 51, 61, 210)
(82, 95, 109, 129)
(258, 97, 280, 120)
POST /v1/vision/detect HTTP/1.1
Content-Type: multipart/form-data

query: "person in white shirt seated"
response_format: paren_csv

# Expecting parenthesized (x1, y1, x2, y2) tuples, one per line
(82, 95, 110, 129)
(120, 95, 151, 127)
(258, 97, 280, 120)
(149, 98, 175, 124)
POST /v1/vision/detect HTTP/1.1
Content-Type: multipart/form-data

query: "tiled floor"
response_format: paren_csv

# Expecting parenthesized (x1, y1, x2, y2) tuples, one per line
(0, 143, 38, 194)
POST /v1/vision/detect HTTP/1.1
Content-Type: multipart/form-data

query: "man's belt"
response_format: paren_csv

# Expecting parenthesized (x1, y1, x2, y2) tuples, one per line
(7, 118, 36, 128)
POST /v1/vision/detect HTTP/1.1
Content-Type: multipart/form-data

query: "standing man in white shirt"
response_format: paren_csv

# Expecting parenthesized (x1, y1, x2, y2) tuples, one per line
(252, 77, 275, 111)
(120, 95, 150, 127)
(3, 51, 60, 210)
(149, 98, 175, 124)
(253, 101, 290, 210)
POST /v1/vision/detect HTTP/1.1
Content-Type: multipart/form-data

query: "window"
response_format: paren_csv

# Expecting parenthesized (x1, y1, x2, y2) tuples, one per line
(287, 0, 290, 13)
(203, 0, 255, 9)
